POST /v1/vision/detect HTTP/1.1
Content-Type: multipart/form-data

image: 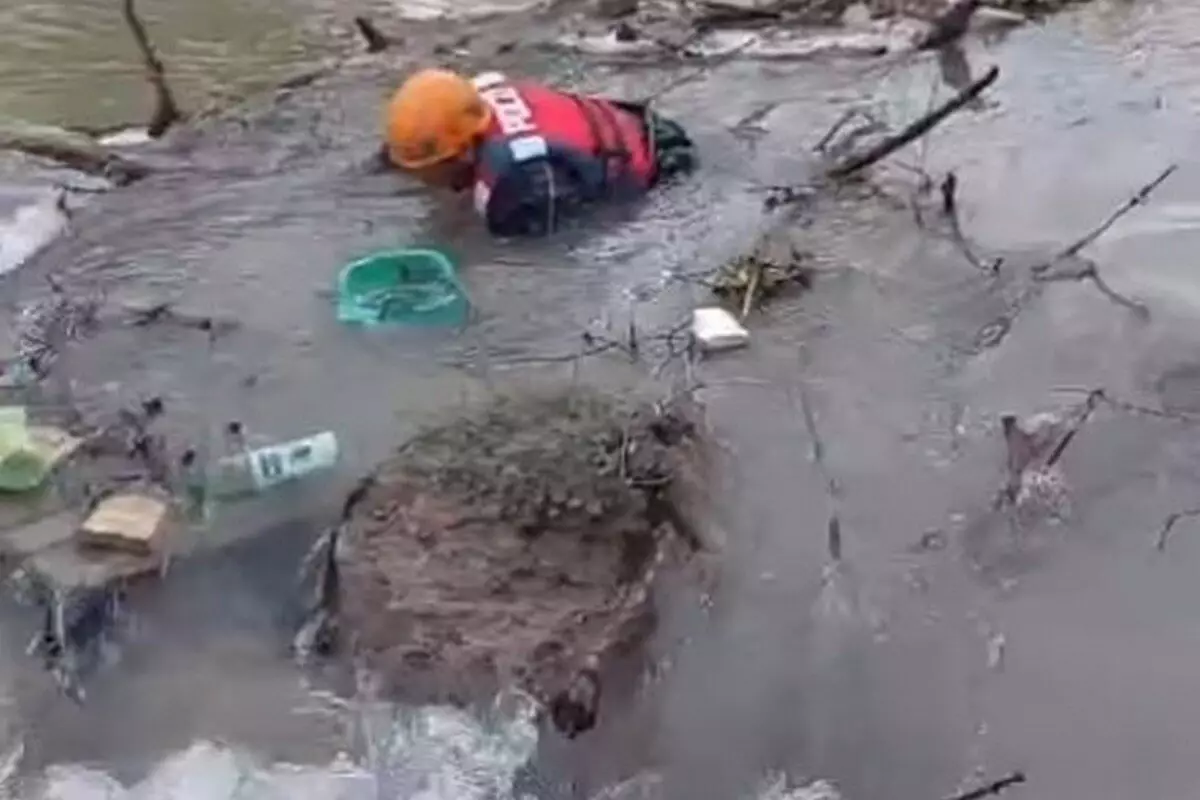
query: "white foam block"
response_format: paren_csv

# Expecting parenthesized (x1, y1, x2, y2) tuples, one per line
(692, 307, 750, 352)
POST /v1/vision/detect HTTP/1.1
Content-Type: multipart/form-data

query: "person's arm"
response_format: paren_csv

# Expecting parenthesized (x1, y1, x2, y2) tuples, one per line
(482, 159, 584, 238)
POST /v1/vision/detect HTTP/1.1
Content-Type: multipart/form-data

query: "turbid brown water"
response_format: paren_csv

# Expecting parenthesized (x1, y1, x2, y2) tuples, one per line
(6, 0, 1200, 798)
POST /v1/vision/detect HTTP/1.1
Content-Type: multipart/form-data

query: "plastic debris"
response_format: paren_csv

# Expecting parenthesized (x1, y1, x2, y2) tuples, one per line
(691, 307, 750, 352)
(336, 248, 469, 327)
(0, 408, 83, 492)
(204, 430, 340, 499)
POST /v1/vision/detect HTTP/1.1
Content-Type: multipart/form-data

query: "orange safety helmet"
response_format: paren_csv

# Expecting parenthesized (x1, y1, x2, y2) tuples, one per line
(383, 68, 493, 169)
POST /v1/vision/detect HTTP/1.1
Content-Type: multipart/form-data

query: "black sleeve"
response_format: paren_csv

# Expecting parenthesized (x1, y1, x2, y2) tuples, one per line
(484, 159, 585, 238)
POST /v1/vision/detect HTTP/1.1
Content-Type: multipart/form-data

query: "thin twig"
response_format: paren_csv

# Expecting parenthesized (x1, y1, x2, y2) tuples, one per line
(122, 0, 182, 138)
(793, 370, 843, 563)
(1042, 389, 1101, 469)
(1039, 164, 1177, 268)
(1035, 258, 1149, 317)
(1156, 508, 1200, 552)
(813, 108, 862, 153)
(828, 66, 999, 180)
(741, 258, 762, 320)
(641, 35, 760, 104)
(945, 771, 1026, 800)
(1055, 386, 1200, 423)
(940, 171, 1001, 274)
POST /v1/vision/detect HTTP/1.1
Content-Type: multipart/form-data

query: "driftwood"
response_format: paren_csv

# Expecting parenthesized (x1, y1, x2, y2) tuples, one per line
(827, 65, 1000, 180)
(122, 0, 182, 138)
(0, 121, 152, 185)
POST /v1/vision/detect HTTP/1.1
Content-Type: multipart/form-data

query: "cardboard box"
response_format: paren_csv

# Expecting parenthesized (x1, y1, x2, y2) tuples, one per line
(78, 493, 174, 556)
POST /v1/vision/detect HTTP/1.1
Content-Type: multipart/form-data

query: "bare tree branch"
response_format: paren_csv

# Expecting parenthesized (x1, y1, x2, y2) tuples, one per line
(827, 66, 999, 180)
(1034, 258, 1149, 318)
(945, 771, 1026, 800)
(122, 0, 182, 138)
(1039, 164, 1177, 268)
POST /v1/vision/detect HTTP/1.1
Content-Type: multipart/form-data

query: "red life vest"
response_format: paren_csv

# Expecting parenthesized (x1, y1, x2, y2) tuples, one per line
(469, 72, 657, 222)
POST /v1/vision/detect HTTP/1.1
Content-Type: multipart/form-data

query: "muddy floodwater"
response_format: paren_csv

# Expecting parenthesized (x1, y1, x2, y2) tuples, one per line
(6, 0, 1200, 798)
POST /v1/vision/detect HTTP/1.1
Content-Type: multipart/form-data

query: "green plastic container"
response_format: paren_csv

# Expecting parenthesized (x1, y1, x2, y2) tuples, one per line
(336, 248, 468, 327)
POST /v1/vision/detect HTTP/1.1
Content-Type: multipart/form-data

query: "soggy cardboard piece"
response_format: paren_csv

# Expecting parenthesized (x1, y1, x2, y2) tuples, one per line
(78, 493, 173, 556)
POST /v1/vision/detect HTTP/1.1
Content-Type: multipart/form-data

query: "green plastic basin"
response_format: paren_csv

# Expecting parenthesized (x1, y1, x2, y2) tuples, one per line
(336, 248, 468, 327)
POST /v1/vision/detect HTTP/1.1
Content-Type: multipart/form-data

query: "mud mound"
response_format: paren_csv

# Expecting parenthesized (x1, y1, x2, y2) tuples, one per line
(330, 390, 706, 712)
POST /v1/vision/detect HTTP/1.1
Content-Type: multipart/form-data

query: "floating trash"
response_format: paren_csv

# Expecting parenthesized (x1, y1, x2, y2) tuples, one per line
(336, 248, 468, 327)
(194, 430, 340, 500)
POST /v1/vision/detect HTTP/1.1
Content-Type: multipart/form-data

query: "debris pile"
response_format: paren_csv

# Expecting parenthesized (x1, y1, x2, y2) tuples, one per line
(0, 398, 176, 701)
(298, 390, 712, 735)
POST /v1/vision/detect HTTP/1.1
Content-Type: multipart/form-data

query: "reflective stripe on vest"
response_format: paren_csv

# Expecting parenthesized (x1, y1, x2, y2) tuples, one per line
(472, 72, 549, 168)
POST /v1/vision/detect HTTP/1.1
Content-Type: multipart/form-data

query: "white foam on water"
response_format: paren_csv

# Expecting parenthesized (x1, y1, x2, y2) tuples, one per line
(391, 0, 543, 21)
(4, 699, 843, 800)
(9, 691, 542, 800)
(0, 192, 69, 277)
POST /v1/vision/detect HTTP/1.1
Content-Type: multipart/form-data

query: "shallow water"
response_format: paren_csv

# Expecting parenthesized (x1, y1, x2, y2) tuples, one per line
(6, 0, 1200, 798)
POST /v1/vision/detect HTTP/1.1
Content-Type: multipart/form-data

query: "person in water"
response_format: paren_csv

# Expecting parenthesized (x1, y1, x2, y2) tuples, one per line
(382, 68, 696, 237)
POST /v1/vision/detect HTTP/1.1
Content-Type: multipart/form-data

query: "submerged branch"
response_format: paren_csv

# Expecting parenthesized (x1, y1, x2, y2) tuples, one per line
(122, 0, 182, 138)
(1029, 165, 1176, 318)
(827, 66, 999, 180)
(1040, 164, 1178, 267)
(0, 121, 152, 185)
(793, 369, 843, 563)
(940, 171, 1001, 274)
(1157, 507, 1200, 552)
(945, 771, 1026, 800)
(353, 16, 392, 53)
(1034, 258, 1149, 318)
